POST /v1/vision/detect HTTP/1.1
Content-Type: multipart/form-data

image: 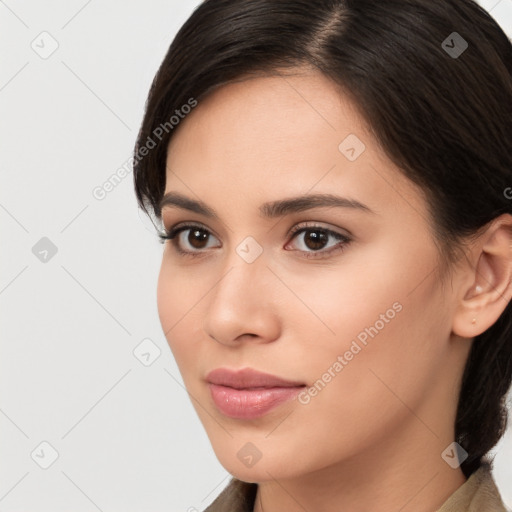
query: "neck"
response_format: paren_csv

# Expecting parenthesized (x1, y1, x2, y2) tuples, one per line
(253, 418, 467, 512)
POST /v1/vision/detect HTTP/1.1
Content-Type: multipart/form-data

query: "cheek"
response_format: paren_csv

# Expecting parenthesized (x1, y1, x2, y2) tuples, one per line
(156, 259, 203, 363)
(290, 241, 446, 396)
(156, 262, 177, 339)
(156, 252, 209, 326)
(295, 256, 446, 429)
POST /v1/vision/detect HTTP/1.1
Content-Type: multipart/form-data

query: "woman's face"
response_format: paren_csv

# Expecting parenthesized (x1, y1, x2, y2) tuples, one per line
(157, 70, 469, 482)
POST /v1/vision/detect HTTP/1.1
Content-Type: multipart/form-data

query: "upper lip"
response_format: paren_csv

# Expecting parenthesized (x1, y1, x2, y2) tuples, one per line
(206, 367, 306, 389)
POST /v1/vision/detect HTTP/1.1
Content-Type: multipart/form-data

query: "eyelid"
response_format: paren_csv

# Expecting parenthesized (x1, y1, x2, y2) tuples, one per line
(164, 220, 220, 240)
(160, 220, 352, 258)
(287, 220, 352, 239)
(163, 219, 350, 239)
(284, 222, 351, 259)
(160, 221, 222, 252)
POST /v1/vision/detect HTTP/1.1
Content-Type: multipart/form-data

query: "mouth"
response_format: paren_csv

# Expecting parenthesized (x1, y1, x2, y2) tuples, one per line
(206, 367, 307, 419)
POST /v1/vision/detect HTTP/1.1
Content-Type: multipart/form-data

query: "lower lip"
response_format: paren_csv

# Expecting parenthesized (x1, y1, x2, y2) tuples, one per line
(208, 383, 304, 419)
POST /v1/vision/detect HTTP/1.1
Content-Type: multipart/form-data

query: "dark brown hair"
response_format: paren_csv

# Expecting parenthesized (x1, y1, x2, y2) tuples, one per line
(133, 0, 512, 478)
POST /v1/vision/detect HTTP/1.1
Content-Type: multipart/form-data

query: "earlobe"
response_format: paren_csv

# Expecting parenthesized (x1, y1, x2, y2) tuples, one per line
(452, 215, 512, 339)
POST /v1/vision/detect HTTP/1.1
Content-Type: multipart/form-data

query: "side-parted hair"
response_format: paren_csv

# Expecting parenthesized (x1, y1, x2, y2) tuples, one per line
(133, 0, 512, 478)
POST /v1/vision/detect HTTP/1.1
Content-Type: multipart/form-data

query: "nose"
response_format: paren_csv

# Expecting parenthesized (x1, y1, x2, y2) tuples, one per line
(203, 248, 281, 347)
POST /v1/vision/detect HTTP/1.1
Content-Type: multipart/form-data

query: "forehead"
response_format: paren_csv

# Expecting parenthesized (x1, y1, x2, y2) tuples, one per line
(167, 70, 368, 161)
(163, 71, 428, 226)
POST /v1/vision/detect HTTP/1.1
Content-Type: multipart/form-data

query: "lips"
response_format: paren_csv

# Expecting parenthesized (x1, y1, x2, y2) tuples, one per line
(206, 367, 305, 389)
(206, 368, 306, 419)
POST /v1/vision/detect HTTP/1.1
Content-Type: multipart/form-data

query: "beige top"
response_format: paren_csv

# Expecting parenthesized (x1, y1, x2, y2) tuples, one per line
(204, 463, 509, 512)
(437, 463, 509, 512)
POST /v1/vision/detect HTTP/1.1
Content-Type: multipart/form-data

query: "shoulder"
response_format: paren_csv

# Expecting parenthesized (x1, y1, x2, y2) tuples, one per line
(203, 478, 258, 512)
(203, 463, 510, 512)
(437, 461, 509, 512)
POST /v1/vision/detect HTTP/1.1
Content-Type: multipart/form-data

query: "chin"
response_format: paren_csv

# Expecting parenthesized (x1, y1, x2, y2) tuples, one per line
(209, 437, 308, 484)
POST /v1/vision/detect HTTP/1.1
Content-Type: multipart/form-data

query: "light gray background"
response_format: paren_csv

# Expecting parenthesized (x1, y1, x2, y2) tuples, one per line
(1, 1, 511, 510)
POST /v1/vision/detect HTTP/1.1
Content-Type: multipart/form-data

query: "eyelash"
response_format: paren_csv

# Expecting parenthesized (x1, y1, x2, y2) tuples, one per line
(158, 222, 352, 260)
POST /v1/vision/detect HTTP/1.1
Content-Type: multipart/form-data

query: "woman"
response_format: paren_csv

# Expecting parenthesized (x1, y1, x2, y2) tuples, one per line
(133, 1, 512, 510)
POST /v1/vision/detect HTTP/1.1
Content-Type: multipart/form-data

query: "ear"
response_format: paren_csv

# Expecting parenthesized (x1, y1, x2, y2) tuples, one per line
(452, 214, 512, 338)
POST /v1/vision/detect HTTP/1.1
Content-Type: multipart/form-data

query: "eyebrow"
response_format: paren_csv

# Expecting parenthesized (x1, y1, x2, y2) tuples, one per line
(159, 191, 374, 219)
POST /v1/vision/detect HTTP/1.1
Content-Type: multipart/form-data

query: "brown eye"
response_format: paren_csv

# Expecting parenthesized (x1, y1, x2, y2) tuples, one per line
(187, 228, 210, 249)
(285, 224, 352, 259)
(302, 230, 329, 250)
(159, 223, 222, 254)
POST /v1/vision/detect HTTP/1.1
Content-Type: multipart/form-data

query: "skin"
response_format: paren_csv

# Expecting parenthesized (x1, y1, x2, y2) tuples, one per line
(156, 69, 512, 512)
